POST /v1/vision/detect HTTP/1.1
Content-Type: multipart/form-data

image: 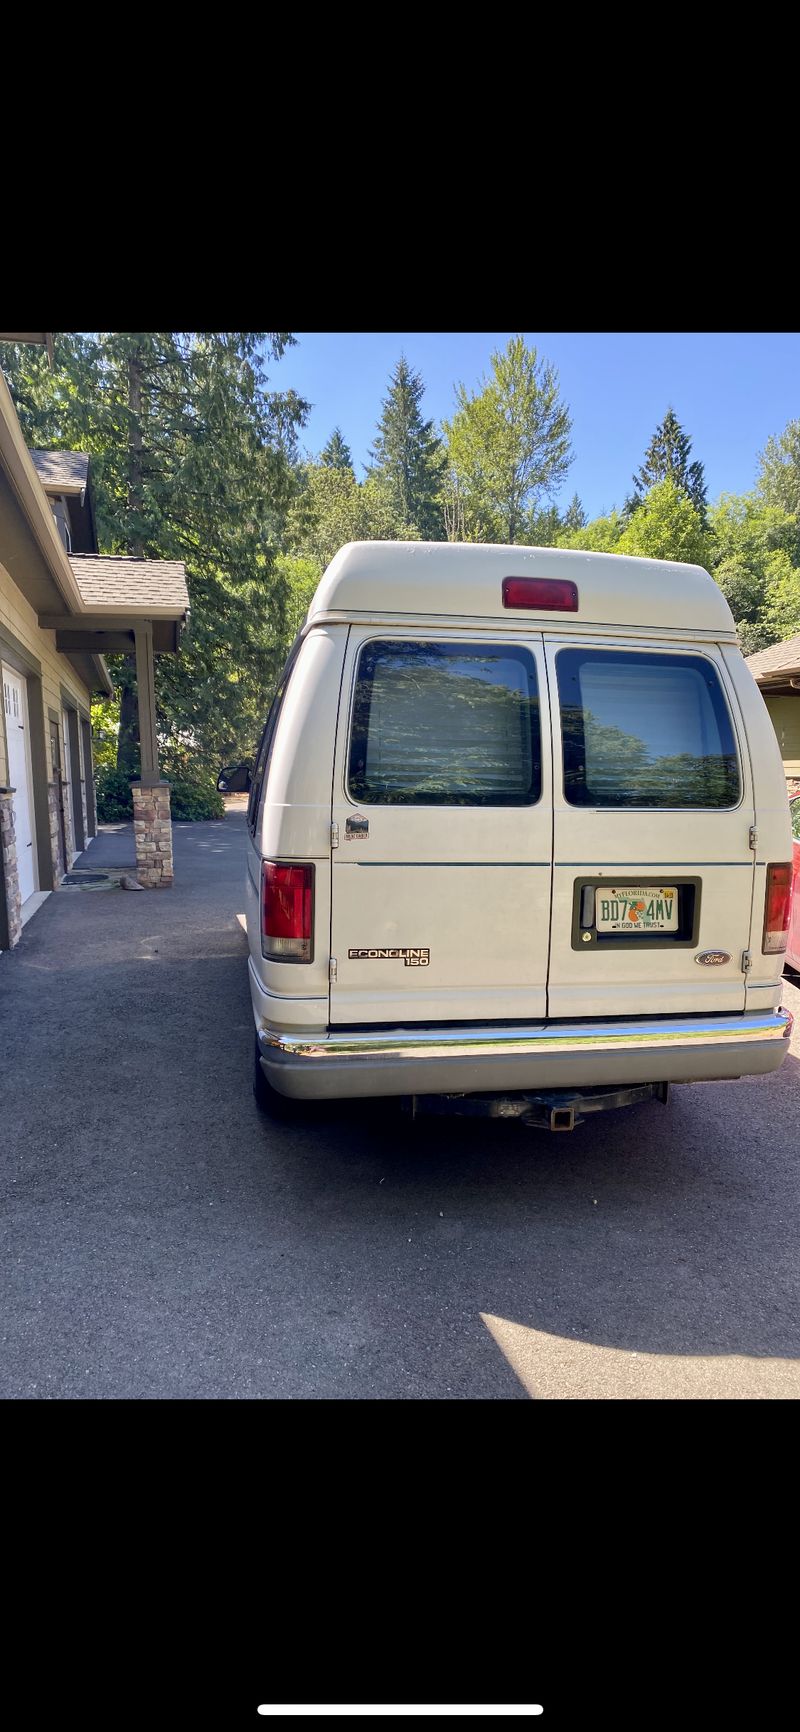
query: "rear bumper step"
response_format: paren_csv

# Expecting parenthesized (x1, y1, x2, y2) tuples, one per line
(258, 1008, 793, 1100)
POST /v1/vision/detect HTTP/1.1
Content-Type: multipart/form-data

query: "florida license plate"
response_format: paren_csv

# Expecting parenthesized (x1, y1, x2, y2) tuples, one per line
(595, 885, 679, 934)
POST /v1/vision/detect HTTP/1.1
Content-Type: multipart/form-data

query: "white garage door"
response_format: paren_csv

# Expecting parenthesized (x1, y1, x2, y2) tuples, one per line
(3, 666, 36, 904)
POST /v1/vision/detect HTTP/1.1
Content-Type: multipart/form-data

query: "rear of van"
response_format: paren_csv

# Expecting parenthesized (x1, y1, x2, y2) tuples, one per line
(246, 542, 793, 1120)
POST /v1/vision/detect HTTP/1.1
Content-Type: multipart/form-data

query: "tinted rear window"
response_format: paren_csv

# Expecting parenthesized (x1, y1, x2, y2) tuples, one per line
(348, 640, 542, 806)
(556, 649, 740, 809)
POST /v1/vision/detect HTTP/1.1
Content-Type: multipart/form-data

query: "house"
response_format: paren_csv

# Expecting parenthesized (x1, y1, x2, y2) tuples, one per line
(1, 347, 189, 954)
(746, 636, 800, 797)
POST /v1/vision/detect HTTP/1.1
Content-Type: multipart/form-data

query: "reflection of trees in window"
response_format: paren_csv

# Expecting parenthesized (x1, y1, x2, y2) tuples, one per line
(350, 642, 541, 805)
(562, 704, 739, 808)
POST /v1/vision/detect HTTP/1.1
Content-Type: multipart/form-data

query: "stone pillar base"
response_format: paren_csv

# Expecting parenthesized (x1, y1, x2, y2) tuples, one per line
(0, 788, 23, 947)
(132, 781, 174, 888)
(48, 782, 64, 886)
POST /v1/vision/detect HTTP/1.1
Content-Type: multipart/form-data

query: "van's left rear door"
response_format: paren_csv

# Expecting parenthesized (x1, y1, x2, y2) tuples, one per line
(329, 627, 552, 1025)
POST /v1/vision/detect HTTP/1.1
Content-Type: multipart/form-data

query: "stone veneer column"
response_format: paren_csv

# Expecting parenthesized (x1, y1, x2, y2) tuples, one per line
(0, 788, 23, 947)
(132, 781, 174, 887)
(48, 782, 64, 887)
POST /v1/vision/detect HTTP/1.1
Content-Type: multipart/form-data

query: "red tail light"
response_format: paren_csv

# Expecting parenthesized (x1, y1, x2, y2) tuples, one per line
(261, 861, 314, 962)
(762, 862, 792, 954)
(502, 576, 579, 611)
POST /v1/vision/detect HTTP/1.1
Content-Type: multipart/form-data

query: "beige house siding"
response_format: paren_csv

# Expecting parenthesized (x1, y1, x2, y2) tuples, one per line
(0, 556, 92, 782)
(763, 694, 800, 780)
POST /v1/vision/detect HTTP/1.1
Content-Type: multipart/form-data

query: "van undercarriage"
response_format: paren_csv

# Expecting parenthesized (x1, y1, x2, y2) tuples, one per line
(402, 1081, 672, 1132)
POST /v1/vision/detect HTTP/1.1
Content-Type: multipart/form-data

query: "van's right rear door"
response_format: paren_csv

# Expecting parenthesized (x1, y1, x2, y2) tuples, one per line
(545, 635, 755, 1018)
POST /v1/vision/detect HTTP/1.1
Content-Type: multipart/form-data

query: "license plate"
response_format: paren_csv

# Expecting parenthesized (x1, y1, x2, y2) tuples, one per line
(595, 885, 678, 934)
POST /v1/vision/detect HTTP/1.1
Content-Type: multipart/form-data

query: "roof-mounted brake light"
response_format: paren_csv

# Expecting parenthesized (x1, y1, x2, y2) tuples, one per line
(502, 577, 579, 611)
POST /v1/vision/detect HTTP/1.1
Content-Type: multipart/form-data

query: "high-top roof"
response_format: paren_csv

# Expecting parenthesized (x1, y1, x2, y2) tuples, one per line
(307, 541, 737, 638)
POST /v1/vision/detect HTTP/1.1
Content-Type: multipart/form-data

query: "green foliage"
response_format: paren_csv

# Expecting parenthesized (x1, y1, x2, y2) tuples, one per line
(287, 462, 407, 573)
(707, 492, 800, 651)
(1, 332, 308, 773)
(168, 776, 225, 821)
(320, 427, 354, 470)
(562, 492, 587, 532)
(90, 698, 119, 772)
(616, 478, 709, 566)
(95, 766, 134, 822)
(160, 732, 227, 818)
(274, 553, 321, 642)
(94, 759, 224, 822)
(526, 503, 563, 545)
(757, 419, 800, 516)
(627, 407, 708, 524)
(443, 336, 573, 543)
(368, 357, 445, 538)
(557, 510, 625, 552)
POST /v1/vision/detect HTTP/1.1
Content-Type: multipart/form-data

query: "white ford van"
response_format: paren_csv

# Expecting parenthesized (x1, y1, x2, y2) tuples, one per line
(245, 542, 793, 1130)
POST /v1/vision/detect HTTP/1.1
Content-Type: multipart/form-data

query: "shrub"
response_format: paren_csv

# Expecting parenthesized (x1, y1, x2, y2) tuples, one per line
(169, 777, 224, 821)
(95, 766, 134, 822)
(95, 765, 224, 823)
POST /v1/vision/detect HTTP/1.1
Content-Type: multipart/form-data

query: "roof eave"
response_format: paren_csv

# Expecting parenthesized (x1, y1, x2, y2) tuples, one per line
(0, 371, 85, 615)
(93, 654, 114, 698)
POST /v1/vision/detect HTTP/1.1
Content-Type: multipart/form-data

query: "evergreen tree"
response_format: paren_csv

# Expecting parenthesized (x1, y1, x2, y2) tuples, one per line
(627, 407, 708, 524)
(368, 356, 445, 539)
(320, 427, 353, 471)
(562, 492, 587, 531)
(526, 503, 563, 545)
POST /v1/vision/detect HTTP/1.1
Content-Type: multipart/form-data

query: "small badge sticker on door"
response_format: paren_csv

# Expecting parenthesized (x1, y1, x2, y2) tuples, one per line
(345, 815, 369, 840)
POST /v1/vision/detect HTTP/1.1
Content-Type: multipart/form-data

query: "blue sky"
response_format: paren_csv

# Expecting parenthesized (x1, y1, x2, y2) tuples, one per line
(268, 332, 800, 522)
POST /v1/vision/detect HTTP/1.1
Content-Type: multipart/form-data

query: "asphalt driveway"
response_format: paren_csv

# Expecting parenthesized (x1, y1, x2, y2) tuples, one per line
(2, 808, 799, 1399)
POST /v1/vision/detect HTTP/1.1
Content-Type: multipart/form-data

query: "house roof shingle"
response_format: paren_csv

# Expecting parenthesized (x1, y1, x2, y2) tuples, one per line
(745, 634, 800, 682)
(68, 554, 189, 615)
(30, 450, 90, 494)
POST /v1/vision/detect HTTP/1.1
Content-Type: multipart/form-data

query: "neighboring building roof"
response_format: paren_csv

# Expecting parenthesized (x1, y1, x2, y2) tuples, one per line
(307, 541, 736, 639)
(29, 450, 90, 495)
(68, 554, 189, 616)
(746, 635, 800, 683)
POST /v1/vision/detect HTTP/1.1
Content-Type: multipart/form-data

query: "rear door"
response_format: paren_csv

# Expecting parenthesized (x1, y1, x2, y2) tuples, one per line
(329, 628, 552, 1025)
(545, 636, 755, 1017)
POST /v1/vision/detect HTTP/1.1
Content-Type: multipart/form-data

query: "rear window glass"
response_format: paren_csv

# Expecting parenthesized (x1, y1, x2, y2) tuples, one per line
(348, 640, 542, 806)
(556, 649, 740, 809)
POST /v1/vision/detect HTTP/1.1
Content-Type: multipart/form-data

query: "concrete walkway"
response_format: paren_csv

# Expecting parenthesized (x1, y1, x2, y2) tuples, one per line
(2, 808, 800, 1399)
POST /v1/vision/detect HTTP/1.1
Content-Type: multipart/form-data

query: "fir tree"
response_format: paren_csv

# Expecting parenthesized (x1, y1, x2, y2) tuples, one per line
(368, 356, 445, 539)
(320, 427, 353, 471)
(627, 407, 707, 524)
(562, 492, 587, 531)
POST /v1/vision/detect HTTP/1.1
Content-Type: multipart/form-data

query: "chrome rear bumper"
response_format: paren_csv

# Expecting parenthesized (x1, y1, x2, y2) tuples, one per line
(258, 1008, 793, 1099)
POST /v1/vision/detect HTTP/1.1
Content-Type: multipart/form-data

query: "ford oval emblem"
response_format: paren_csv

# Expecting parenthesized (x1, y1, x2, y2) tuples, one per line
(695, 950, 731, 966)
